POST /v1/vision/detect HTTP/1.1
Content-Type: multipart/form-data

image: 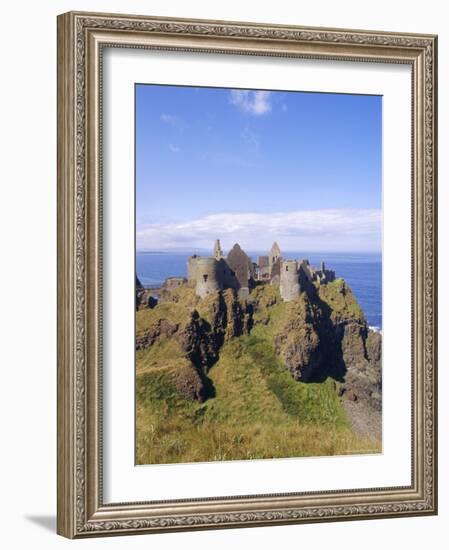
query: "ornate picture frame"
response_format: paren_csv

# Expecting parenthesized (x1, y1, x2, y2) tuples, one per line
(57, 11, 437, 538)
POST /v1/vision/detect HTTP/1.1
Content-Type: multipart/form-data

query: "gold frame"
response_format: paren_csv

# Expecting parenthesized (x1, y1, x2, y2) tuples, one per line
(57, 11, 438, 538)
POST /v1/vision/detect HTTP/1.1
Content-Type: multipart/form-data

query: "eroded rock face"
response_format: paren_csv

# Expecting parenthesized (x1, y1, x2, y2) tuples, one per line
(173, 362, 208, 402)
(313, 281, 382, 411)
(221, 291, 253, 340)
(276, 326, 321, 381)
(273, 297, 323, 382)
(272, 290, 341, 383)
(178, 292, 254, 368)
(366, 330, 382, 365)
(137, 288, 254, 401)
(136, 318, 179, 350)
(339, 322, 367, 368)
(338, 326, 382, 411)
(333, 321, 382, 411)
(179, 310, 219, 370)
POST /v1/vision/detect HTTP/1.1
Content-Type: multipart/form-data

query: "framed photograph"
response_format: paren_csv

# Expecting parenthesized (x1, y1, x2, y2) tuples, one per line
(57, 11, 438, 538)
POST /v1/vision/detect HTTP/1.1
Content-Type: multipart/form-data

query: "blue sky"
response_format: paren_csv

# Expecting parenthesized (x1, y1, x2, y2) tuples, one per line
(136, 85, 382, 252)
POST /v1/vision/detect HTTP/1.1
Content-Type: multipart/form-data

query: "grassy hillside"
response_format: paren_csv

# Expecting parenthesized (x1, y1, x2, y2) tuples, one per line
(136, 284, 380, 464)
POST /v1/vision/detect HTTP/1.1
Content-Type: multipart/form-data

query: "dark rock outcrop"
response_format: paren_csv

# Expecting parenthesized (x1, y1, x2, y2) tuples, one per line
(136, 318, 179, 350)
(338, 326, 382, 411)
(178, 291, 254, 370)
(180, 310, 219, 370)
(273, 296, 324, 382)
(366, 330, 382, 365)
(173, 362, 209, 402)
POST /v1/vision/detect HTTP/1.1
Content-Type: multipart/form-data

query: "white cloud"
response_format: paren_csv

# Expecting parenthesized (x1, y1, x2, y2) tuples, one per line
(168, 143, 180, 153)
(136, 209, 381, 252)
(229, 90, 272, 116)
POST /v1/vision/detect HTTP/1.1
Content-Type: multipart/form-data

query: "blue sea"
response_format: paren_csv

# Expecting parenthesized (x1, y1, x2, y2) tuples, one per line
(137, 251, 382, 330)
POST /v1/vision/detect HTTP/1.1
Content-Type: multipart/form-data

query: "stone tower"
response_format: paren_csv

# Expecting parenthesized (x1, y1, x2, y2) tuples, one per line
(187, 255, 199, 283)
(280, 260, 301, 302)
(214, 239, 223, 260)
(194, 257, 222, 298)
(269, 242, 281, 275)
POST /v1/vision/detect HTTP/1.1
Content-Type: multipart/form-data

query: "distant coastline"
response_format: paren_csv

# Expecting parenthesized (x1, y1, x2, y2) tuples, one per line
(137, 249, 382, 256)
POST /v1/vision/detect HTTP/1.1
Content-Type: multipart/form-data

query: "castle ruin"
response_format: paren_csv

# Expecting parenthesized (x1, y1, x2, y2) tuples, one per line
(187, 240, 335, 301)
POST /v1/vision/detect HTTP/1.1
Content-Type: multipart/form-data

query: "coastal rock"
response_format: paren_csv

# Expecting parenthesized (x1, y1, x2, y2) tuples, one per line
(273, 294, 324, 382)
(366, 330, 382, 365)
(136, 318, 179, 350)
(340, 321, 368, 369)
(336, 323, 382, 411)
(222, 290, 253, 340)
(196, 289, 253, 344)
(173, 362, 208, 402)
(316, 280, 382, 410)
(276, 325, 321, 382)
(179, 310, 219, 370)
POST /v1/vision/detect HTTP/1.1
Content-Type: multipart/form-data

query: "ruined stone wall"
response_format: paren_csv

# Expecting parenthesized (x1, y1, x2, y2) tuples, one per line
(269, 242, 281, 276)
(163, 277, 187, 291)
(226, 244, 251, 292)
(298, 260, 314, 282)
(271, 257, 281, 281)
(214, 239, 223, 260)
(188, 242, 335, 301)
(256, 256, 270, 281)
(217, 258, 238, 290)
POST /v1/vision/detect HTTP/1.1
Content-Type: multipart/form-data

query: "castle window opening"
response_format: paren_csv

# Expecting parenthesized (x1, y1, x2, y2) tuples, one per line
(203, 274, 208, 282)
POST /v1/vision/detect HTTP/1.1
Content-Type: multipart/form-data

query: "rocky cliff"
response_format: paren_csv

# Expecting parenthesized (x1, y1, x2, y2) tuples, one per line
(136, 287, 253, 401)
(136, 278, 381, 433)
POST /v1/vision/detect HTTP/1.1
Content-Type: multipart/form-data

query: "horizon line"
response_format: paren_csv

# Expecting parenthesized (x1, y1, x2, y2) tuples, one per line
(136, 248, 382, 254)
